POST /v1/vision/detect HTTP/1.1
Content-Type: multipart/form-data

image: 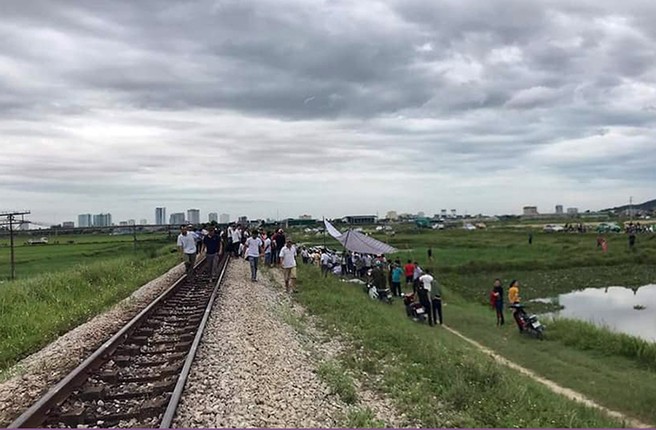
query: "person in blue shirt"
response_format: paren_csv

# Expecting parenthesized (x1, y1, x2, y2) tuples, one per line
(391, 263, 404, 297)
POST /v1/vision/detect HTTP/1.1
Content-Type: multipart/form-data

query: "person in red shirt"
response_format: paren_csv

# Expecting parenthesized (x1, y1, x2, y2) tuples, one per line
(403, 260, 415, 290)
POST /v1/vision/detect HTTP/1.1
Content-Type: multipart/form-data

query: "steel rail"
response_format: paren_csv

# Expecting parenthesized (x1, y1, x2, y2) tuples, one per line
(160, 254, 230, 428)
(8, 257, 206, 429)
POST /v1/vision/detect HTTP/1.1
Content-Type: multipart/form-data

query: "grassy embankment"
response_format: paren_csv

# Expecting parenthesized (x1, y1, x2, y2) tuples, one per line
(291, 228, 656, 425)
(0, 241, 179, 375)
(0, 233, 172, 280)
(292, 266, 625, 427)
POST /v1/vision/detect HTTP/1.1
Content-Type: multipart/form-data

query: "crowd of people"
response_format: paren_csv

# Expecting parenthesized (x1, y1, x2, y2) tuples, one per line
(299, 247, 444, 326)
(176, 223, 299, 293)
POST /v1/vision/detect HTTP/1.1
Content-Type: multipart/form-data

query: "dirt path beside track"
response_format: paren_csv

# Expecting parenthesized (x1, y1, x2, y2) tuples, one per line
(442, 325, 652, 428)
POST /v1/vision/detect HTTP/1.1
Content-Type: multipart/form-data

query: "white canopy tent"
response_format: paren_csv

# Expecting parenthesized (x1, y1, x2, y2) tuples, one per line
(324, 219, 397, 255)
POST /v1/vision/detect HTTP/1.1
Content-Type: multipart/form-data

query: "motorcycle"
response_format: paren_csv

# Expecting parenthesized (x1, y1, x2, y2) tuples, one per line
(510, 303, 545, 339)
(364, 282, 393, 304)
(403, 293, 428, 322)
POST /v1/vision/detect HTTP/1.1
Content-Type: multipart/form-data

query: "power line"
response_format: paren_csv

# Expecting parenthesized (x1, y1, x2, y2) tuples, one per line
(0, 210, 31, 280)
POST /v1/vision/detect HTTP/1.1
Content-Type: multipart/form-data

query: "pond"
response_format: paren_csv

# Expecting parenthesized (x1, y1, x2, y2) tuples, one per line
(540, 284, 656, 342)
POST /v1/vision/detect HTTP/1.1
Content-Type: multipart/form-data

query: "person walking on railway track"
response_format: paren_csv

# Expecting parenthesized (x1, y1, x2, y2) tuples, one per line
(263, 232, 273, 267)
(177, 225, 198, 276)
(279, 239, 298, 293)
(204, 227, 222, 282)
(245, 230, 263, 281)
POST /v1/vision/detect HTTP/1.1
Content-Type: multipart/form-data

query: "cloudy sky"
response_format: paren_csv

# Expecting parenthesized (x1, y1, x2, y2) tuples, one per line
(1, 0, 655, 225)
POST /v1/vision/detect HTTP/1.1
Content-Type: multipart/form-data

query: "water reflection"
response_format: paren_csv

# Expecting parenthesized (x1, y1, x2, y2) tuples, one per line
(545, 284, 656, 342)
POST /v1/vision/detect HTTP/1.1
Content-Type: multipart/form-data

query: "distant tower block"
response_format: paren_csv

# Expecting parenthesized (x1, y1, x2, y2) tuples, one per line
(555, 205, 563, 215)
(451, 209, 457, 218)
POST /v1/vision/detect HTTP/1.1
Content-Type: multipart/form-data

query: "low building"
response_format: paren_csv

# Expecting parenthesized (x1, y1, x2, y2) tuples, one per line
(62, 221, 75, 228)
(523, 206, 539, 217)
(342, 215, 377, 225)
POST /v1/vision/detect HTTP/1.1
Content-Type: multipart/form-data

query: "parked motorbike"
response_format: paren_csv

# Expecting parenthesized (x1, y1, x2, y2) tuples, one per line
(364, 282, 393, 304)
(403, 293, 427, 322)
(510, 303, 545, 339)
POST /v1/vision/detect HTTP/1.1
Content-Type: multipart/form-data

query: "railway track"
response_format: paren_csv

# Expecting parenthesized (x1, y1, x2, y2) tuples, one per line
(9, 254, 229, 429)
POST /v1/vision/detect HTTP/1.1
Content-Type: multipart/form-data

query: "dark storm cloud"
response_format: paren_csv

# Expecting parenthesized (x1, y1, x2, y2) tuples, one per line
(1, 0, 656, 222)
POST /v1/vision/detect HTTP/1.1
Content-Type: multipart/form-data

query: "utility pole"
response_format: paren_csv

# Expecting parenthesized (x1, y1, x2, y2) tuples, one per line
(0, 210, 31, 280)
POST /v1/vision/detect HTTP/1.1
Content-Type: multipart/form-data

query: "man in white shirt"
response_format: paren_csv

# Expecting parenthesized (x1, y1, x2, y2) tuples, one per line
(263, 233, 273, 267)
(231, 225, 242, 257)
(320, 249, 332, 277)
(245, 231, 263, 281)
(418, 269, 436, 326)
(177, 225, 197, 276)
(279, 239, 297, 293)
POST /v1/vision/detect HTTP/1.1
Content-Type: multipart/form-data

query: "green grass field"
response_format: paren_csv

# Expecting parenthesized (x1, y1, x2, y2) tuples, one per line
(289, 226, 656, 425)
(0, 233, 173, 280)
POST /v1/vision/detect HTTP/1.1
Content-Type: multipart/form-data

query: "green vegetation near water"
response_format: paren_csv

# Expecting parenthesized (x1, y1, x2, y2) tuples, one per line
(294, 267, 626, 427)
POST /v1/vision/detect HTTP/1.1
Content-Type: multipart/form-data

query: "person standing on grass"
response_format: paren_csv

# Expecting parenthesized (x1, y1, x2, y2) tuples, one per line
(528, 231, 533, 245)
(418, 269, 436, 326)
(490, 278, 504, 326)
(391, 263, 404, 297)
(177, 225, 197, 276)
(412, 261, 423, 294)
(432, 279, 443, 325)
(508, 280, 523, 332)
(279, 239, 298, 293)
(427, 247, 433, 262)
(245, 230, 263, 281)
(404, 260, 415, 290)
(203, 227, 222, 282)
(320, 249, 332, 277)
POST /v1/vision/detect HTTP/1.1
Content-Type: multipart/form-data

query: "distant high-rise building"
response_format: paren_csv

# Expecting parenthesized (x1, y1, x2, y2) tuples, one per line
(299, 214, 312, 220)
(386, 211, 398, 220)
(140, 219, 148, 225)
(440, 209, 447, 218)
(78, 214, 92, 228)
(92, 213, 112, 227)
(187, 209, 200, 225)
(128, 219, 135, 225)
(417, 211, 425, 218)
(62, 221, 75, 228)
(555, 205, 564, 214)
(119, 221, 128, 226)
(220, 213, 230, 224)
(567, 207, 579, 215)
(208, 212, 218, 223)
(19, 222, 29, 231)
(155, 207, 167, 225)
(238, 216, 248, 225)
(170, 212, 185, 226)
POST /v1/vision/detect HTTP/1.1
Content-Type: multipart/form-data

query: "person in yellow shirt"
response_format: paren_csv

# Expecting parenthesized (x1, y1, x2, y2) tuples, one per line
(508, 280, 525, 332)
(508, 280, 520, 304)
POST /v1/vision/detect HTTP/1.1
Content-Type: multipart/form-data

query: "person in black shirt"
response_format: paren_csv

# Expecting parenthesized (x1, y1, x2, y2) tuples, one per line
(490, 278, 505, 326)
(203, 227, 222, 281)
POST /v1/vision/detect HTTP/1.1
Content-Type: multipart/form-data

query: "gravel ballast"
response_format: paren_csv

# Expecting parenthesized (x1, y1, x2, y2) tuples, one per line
(174, 258, 408, 428)
(0, 263, 185, 427)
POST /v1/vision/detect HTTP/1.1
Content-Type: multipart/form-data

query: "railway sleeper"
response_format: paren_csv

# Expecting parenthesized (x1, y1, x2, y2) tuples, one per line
(99, 361, 184, 383)
(113, 351, 186, 366)
(50, 395, 170, 426)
